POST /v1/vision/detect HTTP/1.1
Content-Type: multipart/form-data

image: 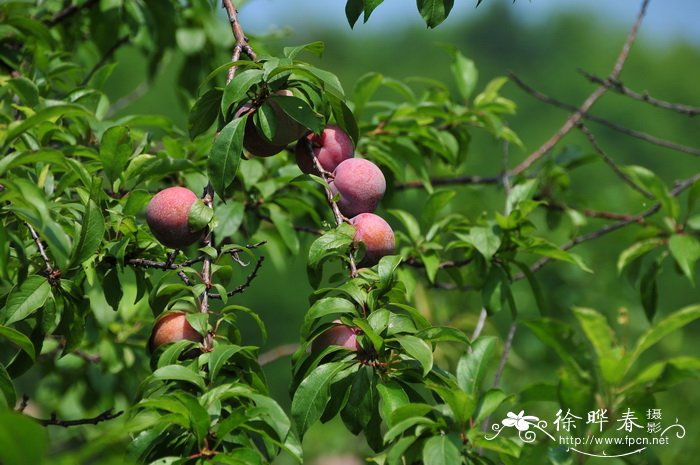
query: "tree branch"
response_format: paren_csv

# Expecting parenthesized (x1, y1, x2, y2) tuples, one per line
(36, 408, 123, 427)
(222, 0, 256, 84)
(207, 256, 264, 299)
(576, 123, 654, 198)
(47, 0, 99, 26)
(509, 0, 650, 176)
(258, 343, 300, 366)
(395, 175, 501, 190)
(580, 70, 700, 117)
(510, 74, 700, 157)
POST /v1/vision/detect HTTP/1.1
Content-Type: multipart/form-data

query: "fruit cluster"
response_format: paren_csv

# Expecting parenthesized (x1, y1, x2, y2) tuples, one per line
(143, 96, 396, 352)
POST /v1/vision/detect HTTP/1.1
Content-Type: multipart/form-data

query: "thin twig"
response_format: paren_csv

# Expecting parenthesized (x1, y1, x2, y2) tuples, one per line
(539, 201, 643, 222)
(305, 140, 359, 278)
(580, 70, 700, 117)
(395, 175, 501, 190)
(468, 308, 488, 353)
(26, 223, 53, 274)
(207, 256, 264, 299)
(36, 409, 123, 427)
(511, 74, 700, 157)
(482, 322, 517, 433)
(509, 0, 650, 176)
(222, 0, 256, 84)
(576, 123, 654, 198)
(258, 343, 300, 366)
(47, 0, 99, 26)
(80, 36, 130, 86)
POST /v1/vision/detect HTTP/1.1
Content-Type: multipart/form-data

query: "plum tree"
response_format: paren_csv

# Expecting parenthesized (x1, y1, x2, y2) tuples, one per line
(329, 158, 386, 216)
(311, 320, 359, 352)
(350, 213, 396, 266)
(146, 186, 205, 248)
(295, 124, 355, 174)
(148, 312, 203, 352)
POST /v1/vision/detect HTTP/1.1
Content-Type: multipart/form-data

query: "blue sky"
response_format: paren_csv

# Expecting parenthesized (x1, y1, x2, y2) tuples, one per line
(240, 0, 700, 44)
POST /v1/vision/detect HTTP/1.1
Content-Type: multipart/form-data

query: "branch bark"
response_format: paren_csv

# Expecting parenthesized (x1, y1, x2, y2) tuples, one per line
(509, 0, 651, 176)
(222, 0, 257, 84)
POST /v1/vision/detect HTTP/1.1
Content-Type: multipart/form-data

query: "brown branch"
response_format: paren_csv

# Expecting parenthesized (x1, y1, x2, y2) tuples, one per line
(258, 343, 300, 366)
(222, 0, 257, 84)
(511, 74, 700, 157)
(47, 0, 99, 26)
(395, 175, 501, 190)
(576, 123, 654, 199)
(207, 256, 264, 299)
(403, 256, 473, 270)
(539, 201, 643, 222)
(509, 0, 650, 176)
(36, 408, 123, 427)
(581, 70, 700, 117)
(522, 171, 700, 277)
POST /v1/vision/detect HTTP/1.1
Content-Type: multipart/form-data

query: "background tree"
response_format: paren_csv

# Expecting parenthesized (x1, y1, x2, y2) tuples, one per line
(0, 0, 698, 464)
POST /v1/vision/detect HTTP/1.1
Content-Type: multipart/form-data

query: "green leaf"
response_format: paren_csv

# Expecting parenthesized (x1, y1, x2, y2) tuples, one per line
(150, 365, 205, 390)
(2, 276, 51, 326)
(345, 0, 363, 28)
(461, 225, 501, 261)
(668, 234, 700, 283)
(207, 116, 246, 200)
(456, 336, 498, 395)
(627, 305, 700, 373)
(417, 0, 455, 28)
(221, 69, 264, 117)
(523, 239, 592, 273)
(100, 125, 132, 186)
(0, 365, 16, 409)
(617, 238, 665, 274)
(291, 361, 350, 436)
(208, 344, 244, 380)
(388, 209, 421, 243)
(397, 334, 433, 376)
(3, 103, 91, 147)
(421, 190, 456, 231)
(327, 93, 360, 145)
(284, 41, 325, 59)
(377, 381, 410, 427)
(304, 297, 358, 334)
(448, 48, 478, 100)
(0, 411, 47, 465)
(268, 204, 300, 255)
(352, 72, 384, 116)
(8, 77, 39, 107)
(621, 165, 678, 218)
(572, 307, 625, 385)
(269, 95, 322, 134)
(187, 199, 214, 233)
(308, 223, 355, 269)
(378, 255, 402, 289)
(69, 190, 105, 268)
(189, 88, 223, 138)
(0, 326, 35, 361)
(523, 319, 588, 379)
(640, 256, 663, 321)
(422, 434, 461, 465)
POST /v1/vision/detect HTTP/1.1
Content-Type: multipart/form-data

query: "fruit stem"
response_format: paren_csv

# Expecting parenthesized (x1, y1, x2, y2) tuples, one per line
(199, 183, 215, 350)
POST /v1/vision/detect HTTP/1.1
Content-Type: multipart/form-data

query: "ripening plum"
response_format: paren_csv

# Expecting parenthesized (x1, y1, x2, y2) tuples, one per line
(311, 320, 359, 353)
(146, 186, 205, 248)
(350, 213, 396, 266)
(330, 158, 386, 216)
(295, 124, 354, 174)
(149, 312, 202, 352)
